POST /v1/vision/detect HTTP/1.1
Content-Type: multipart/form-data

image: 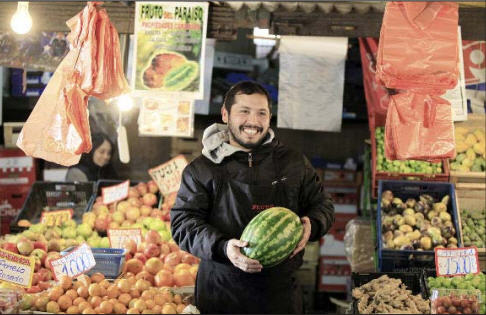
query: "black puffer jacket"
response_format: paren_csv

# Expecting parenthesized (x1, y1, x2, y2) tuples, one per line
(171, 124, 334, 313)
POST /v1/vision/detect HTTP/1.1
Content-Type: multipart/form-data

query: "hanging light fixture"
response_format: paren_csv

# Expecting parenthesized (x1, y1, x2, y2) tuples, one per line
(10, 2, 33, 35)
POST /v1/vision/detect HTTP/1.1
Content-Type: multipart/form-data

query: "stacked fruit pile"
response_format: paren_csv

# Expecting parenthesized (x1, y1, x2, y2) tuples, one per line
(460, 209, 486, 248)
(86, 181, 174, 238)
(123, 229, 199, 288)
(381, 191, 458, 250)
(428, 273, 485, 314)
(450, 127, 485, 172)
(375, 127, 443, 174)
(18, 273, 192, 314)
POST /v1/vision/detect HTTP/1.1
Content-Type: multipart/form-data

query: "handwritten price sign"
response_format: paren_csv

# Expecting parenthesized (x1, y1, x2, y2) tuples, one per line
(40, 209, 73, 227)
(107, 228, 142, 249)
(435, 247, 480, 277)
(148, 155, 188, 196)
(102, 180, 130, 204)
(0, 248, 35, 288)
(49, 243, 96, 280)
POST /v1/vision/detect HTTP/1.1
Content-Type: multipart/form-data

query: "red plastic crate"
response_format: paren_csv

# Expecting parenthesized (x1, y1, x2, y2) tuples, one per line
(370, 127, 450, 199)
(0, 186, 30, 235)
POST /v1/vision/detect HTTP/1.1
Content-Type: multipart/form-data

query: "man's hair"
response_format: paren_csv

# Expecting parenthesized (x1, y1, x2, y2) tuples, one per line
(223, 81, 272, 113)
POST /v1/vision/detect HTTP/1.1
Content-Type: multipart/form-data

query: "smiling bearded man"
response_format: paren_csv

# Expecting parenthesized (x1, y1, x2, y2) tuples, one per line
(170, 81, 335, 314)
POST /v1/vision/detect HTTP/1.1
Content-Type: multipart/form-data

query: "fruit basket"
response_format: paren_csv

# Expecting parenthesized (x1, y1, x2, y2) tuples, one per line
(377, 180, 461, 271)
(351, 272, 428, 314)
(430, 288, 481, 314)
(449, 114, 486, 185)
(61, 247, 126, 279)
(10, 181, 97, 234)
(371, 126, 450, 198)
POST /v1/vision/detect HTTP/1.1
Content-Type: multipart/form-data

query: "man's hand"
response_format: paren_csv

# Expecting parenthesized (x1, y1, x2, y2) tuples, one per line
(226, 239, 262, 273)
(290, 216, 311, 258)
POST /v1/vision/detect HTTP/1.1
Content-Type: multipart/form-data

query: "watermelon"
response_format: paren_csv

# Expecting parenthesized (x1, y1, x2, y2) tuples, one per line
(240, 207, 303, 267)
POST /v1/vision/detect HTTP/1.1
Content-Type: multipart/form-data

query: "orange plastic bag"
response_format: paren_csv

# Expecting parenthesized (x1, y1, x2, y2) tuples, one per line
(17, 3, 128, 166)
(385, 91, 456, 161)
(377, 2, 459, 92)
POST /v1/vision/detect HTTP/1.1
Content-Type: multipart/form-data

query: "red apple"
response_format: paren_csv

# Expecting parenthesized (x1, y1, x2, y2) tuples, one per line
(38, 268, 53, 282)
(145, 230, 162, 245)
(137, 183, 148, 195)
(39, 281, 51, 290)
(147, 181, 159, 194)
(128, 197, 142, 207)
(150, 209, 163, 219)
(45, 252, 61, 269)
(2, 242, 19, 254)
(125, 253, 133, 261)
(144, 243, 161, 258)
(26, 285, 41, 293)
(32, 273, 41, 286)
(128, 187, 140, 198)
(123, 239, 138, 255)
(134, 252, 147, 264)
(33, 256, 41, 272)
(142, 193, 158, 207)
(30, 248, 47, 266)
(33, 241, 48, 253)
(140, 205, 152, 217)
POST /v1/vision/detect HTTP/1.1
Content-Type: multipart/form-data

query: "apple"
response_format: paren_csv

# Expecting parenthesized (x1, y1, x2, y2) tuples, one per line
(147, 181, 158, 194)
(33, 241, 48, 253)
(135, 270, 155, 285)
(137, 183, 148, 195)
(93, 204, 109, 216)
(128, 197, 142, 207)
(39, 281, 51, 291)
(109, 221, 120, 229)
(112, 211, 125, 224)
(150, 209, 163, 219)
(47, 239, 61, 252)
(144, 243, 161, 258)
(30, 249, 47, 265)
(134, 253, 147, 264)
(145, 230, 162, 245)
(117, 200, 131, 213)
(2, 242, 19, 254)
(17, 240, 34, 255)
(142, 193, 157, 207)
(26, 286, 41, 293)
(32, 273, 41, 286)
(126, 258, 144, 274)
(123, 239, 137, 255)
(45, 252, 61, 269)
(126, 207, 141, 221)
(140, 205, 152, 217)
(128, 187, 140, 198)
(145, 257, 163, 275)
(33, 256, 42, 272)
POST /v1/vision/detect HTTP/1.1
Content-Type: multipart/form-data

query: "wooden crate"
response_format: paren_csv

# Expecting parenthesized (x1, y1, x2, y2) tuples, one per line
(3, 122, 24, 148)
(455, 182, 486, 269)
(450, 114, 486, 185)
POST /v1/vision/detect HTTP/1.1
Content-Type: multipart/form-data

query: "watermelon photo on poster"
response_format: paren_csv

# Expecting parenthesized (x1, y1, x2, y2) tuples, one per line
(132, 2, 208, 99)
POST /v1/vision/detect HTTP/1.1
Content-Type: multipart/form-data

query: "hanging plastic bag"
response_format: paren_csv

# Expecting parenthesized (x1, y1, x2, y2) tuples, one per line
(17, 3, 128, 166)
(385, 91, 456, 161)
(359, 38, 390, 128)
(377, 2, 459, 92)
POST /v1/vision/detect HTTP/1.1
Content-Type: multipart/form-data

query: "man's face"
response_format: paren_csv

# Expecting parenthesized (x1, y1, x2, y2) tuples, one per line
(222, 93, 271, 151)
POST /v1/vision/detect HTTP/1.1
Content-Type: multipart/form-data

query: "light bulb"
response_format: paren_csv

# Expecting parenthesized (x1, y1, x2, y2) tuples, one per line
(117, 94, 134, 112)
(10, 2, 33, 35)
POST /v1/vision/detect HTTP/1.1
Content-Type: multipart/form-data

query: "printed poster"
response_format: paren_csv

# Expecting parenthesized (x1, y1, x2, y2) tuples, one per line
(132, 2, 208, 99)
(138, 97, 194, 137)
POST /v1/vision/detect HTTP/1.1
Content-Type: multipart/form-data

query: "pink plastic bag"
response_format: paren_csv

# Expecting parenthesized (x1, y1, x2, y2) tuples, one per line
(377, 2, 459, 92)
(359, 38, 390, 128)
(385, 91, 456, 161)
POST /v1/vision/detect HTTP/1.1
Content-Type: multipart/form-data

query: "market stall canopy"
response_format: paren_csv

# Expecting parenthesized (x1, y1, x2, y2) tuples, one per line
(0, 1, 484, 40)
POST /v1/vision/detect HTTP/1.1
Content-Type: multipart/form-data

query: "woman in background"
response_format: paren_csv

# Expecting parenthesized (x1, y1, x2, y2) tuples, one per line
(65, 133, 118, 181)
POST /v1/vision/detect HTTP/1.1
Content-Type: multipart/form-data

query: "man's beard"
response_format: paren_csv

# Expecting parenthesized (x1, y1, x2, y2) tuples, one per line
(227, 120, 269, 150)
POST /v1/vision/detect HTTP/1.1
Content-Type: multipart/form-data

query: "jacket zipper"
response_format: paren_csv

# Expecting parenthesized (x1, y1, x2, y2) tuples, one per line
(248, 152, 253, 167)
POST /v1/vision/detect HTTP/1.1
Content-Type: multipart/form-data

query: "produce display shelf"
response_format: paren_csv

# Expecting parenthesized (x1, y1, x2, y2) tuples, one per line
(351, 272, 424, 314)
(10, 181, 97, 234)
(377, 180, 462, 272)
(370, 127, 450, 199)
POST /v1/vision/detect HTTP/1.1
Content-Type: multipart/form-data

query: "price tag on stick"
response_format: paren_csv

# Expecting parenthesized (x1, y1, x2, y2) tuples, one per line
(435, 246, 480, 277)
(0, 248, 35, 288)
(49, 243, 96, 280)
(107, 228, 142, 249)
(148, 155, 188, 196)
(40, 209, 73, 227)
(102, 180, 130, 204)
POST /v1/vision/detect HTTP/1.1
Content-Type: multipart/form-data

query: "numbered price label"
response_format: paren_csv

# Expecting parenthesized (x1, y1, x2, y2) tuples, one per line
(107, 228, 142, 249)
(49, 243, 96, 280)
(148, 155, 188, 196)
(40, 209, 73, 227)
(0, 248, 35, 288)
(435, 246, 480, 277)
(102, 180, 130, 204)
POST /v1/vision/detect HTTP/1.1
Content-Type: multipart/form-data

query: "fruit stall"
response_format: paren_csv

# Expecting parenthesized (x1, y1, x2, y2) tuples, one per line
(0, 1, 485, 315)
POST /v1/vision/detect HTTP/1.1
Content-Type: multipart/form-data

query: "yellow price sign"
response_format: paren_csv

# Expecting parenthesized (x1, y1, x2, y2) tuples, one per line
(0, 248, 35, 288)
(40, 209, 73, 227)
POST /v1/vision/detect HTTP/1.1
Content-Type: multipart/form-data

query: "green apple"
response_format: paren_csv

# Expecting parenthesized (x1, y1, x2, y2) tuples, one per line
(149, 220, 166, 232)
(76, 223, 92, 239)
(62, 219, 77, 229)
(87, 237, 100, 248)
(30, 223, 46, 234)
(62, 228, 77, 239)
(100, 237, 110, 248)
(76, 235, 86, 244)
(159, 230, 171, 242)
(142, 217, 154, 229)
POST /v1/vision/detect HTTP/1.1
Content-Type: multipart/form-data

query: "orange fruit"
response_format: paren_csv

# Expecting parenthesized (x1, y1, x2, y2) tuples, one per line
(82, 308, 95, 314)
(67, 305, 80, 314)
(90, 272, 105, 283)
(114, 302, 127, 314)
(134, 299, 147, 312)
(117, 279, 131, 293)
(173, 294, 182, 304)
(77, 285, 89, 298)
(152, 305, 162, 313)
(162, 303, 177, 314)
(99, 301, 113, 314)
(48, 286, 64, 302)
(73, 296, 85, 306)
(88, 283, 102, 297)
(154, 294, 166, 306)
(57, 295, 73, 311)
(127, 308, 140, 314)
(107, 285, 120, 299)
(141, 290, 154, 301)
(89, 295, 102, 308)
(118, 293, 131, 306)
(65, 289, 78, 300)
(59, 275, 73, 291)
(176, 303, 186, 313)
(145, 299, 155, 310)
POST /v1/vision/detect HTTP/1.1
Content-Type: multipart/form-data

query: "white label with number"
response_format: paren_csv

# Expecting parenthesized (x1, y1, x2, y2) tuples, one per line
(102, 180, 130, 204)
(148, 155, 188, 196)
(435, 247, 480, 277)
(108, 229, 142, 249)
(49, 243, 96, 280)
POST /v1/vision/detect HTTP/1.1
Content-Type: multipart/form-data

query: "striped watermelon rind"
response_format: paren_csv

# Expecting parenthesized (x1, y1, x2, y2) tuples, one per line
(240, 207, 303, 267)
